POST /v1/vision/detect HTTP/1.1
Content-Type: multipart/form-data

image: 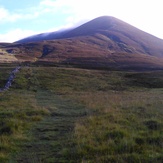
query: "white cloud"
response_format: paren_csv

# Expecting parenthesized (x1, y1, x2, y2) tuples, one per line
(0, 5, 43, 24)
(0, 29, 38, 42)
(0, 7, 23, 23)
(0, 7, 8, 20)
(40, 0, 72, 7)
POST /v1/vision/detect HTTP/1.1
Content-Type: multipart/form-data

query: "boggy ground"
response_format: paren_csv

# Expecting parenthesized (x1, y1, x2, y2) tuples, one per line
(0, 64, 163, 162)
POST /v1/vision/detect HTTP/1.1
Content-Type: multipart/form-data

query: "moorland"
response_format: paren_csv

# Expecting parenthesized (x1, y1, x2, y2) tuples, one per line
(0, 62, 162, 162)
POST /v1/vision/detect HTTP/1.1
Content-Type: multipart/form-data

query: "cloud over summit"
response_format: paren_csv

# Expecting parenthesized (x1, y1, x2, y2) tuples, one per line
(0, 0, 163, 42)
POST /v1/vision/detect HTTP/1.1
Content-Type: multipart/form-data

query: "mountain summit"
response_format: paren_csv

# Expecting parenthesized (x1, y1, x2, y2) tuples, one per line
(16, 16, 120, 43)
(1, 16, 163, 70)
(16, 16, 163, 58)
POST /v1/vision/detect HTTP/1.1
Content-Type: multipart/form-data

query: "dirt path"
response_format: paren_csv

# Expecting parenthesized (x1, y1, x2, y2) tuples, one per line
(15, 90, 87, 163)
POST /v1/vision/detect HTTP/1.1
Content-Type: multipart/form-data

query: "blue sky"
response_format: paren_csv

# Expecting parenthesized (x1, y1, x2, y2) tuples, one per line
(0, 0, 163, 42)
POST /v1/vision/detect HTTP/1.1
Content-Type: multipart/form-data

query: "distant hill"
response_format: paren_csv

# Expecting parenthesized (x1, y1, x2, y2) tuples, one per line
(1, 16, 163, 70)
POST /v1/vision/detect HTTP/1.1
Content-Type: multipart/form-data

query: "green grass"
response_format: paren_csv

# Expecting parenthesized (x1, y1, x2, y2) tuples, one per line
(0, 64, 163, 162)
(74, 90, 163, 162)
(12, 90, 86, 162)
(0, 90, 50, 162)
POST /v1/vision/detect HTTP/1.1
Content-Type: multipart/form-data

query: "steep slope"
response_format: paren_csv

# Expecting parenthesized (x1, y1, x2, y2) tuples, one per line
(16, 16, 163, 58)
(1, 16, 163, 70)
(65, 16, 163, 57)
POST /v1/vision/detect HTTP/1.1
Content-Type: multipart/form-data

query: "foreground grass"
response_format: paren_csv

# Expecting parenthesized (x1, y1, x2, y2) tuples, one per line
(0, 90, 50, 162)
(0, 65, 50, 162)
(74, 90, 163, 162)
(0, 65, 163, 162)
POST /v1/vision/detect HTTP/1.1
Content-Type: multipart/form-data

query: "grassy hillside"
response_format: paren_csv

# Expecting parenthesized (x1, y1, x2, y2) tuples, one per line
(0, 64, 163, 162)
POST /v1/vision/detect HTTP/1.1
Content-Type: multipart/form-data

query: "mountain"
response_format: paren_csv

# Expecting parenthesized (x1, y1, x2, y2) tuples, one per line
(16, 16, 163, 58)
(1, 16, 163, 70)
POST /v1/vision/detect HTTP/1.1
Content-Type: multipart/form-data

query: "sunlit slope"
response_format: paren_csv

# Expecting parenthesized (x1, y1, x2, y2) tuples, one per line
(0, 48, 17, 62)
